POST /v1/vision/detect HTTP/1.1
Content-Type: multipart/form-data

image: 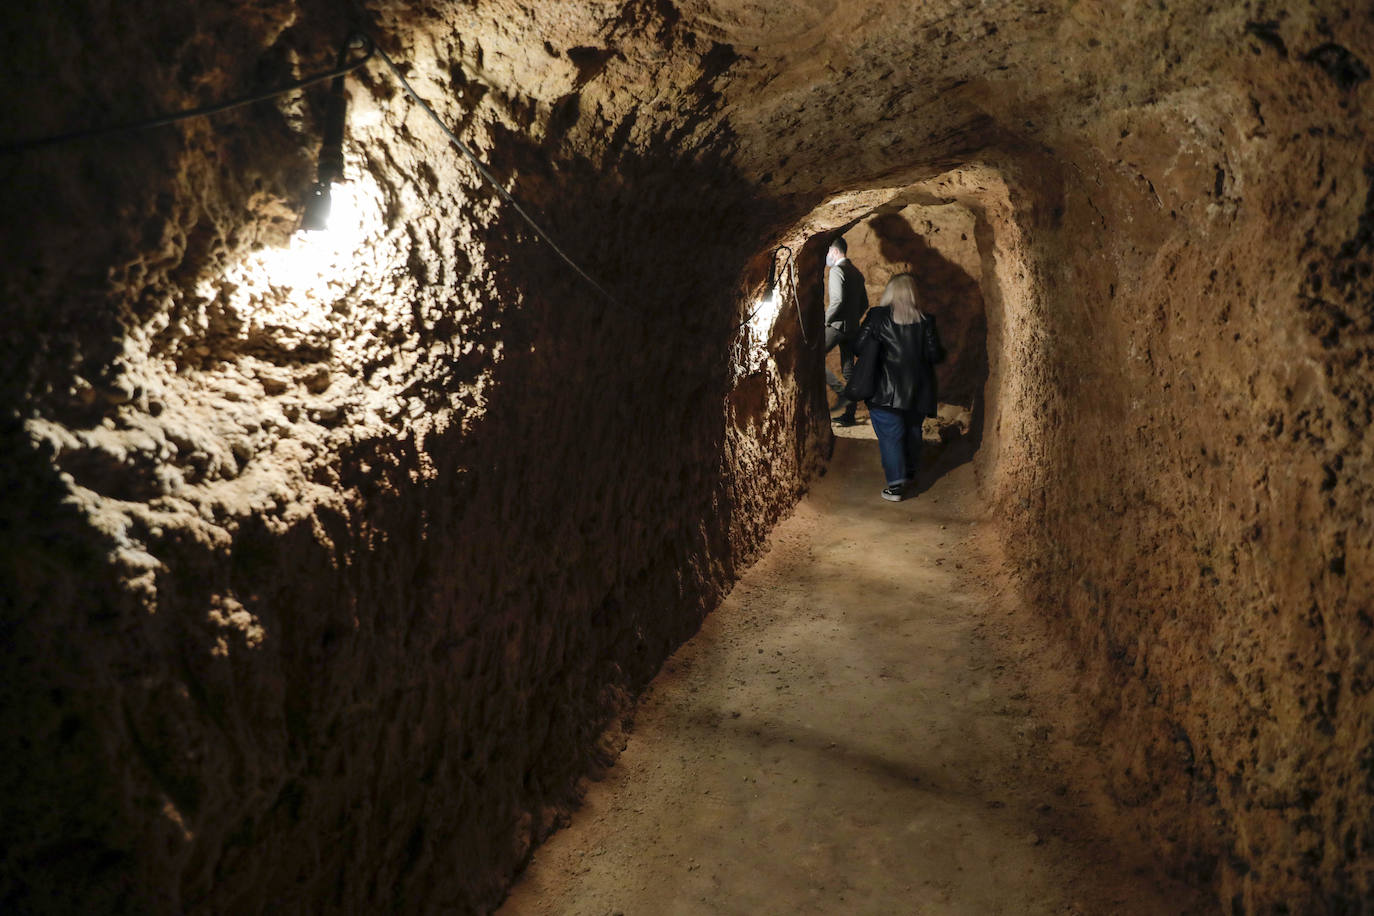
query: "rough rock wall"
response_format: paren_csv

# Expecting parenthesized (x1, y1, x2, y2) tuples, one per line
(1006, 82, 1374, 911)
(4, 0, 1373, 912)
(0, 2, 829, 912)
(704, 1, 1373, 911)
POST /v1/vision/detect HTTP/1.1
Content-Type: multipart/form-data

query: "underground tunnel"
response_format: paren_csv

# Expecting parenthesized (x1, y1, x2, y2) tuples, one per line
(0, 1, 1370, 913)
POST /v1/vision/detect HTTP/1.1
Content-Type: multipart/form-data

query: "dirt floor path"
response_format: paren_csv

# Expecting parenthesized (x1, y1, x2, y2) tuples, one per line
(500, 433, 1202, 915)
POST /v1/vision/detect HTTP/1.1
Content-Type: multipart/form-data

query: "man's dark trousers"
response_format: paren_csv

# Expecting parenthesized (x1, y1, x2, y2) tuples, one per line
(825, 325, 857, 421)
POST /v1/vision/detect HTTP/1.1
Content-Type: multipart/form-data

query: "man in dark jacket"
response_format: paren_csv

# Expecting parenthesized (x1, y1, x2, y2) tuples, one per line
(823, 237, 869, 426)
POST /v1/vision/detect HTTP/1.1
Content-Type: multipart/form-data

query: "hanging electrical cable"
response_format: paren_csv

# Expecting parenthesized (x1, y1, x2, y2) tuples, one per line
(770, 245, 806, 344)
(1, 29, 625, 309)
(780, 245, 807, 346)
(787, 248, 807, 345)
(732, 244, 803, 342)
(0, 29, 807, 332)
(0, 37, 376, 155)
(366, 38, 623, 309)
(300, 37, 362, 231)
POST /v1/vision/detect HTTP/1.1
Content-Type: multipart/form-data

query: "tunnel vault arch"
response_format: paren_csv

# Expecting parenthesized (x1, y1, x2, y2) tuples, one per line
(760, 162, 1043, 495)
(1, 2, 1371, 913)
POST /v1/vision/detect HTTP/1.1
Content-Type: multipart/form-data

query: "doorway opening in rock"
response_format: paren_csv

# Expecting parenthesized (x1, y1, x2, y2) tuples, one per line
(784, 191, 991, 495)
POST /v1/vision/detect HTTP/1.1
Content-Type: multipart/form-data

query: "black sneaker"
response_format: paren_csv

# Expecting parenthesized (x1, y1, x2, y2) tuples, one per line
(881, 483, 904, 502)
(832, 414, 857, 427)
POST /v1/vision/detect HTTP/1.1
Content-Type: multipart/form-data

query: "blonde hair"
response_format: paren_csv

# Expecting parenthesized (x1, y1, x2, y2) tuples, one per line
(880, 273, 925, 324)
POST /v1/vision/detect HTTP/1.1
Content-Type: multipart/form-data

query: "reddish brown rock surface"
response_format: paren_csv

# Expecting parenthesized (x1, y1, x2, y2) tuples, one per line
(0, 1, 1370, 913)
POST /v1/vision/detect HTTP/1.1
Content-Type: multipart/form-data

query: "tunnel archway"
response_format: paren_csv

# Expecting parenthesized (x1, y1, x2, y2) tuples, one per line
(761, 164, 1033, 497)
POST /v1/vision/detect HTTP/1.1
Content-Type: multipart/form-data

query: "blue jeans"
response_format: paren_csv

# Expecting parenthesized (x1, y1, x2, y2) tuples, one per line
(869, 406, 925, 486)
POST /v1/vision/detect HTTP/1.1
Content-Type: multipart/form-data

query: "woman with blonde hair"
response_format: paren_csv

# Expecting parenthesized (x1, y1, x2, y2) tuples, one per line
(845, 273, 946, 501)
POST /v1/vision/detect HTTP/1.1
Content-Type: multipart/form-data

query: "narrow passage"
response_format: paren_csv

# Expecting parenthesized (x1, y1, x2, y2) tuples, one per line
(502, 435, 1197, 915)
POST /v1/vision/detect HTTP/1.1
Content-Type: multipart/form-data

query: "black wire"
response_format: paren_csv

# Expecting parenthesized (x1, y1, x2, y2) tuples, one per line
(772, 245, 807, 345)
(0, 36, 376, 156)
(788, 248, 807, 345)
(734, 254, 780, 334)
(369, 38, 624, 311)
(0, 30, 736, 329)
(733, 245, 801, 340)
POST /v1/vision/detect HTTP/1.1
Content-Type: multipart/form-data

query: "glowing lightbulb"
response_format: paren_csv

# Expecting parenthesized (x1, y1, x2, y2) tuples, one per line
(748, 290, 781, 342)
(212, 169, 385, 331)
(299, 181, 359, 237)
(264, 179, 376, 292)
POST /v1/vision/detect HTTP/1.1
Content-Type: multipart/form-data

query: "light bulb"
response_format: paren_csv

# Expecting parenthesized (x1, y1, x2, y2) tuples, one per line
(301, 181, 333, 232)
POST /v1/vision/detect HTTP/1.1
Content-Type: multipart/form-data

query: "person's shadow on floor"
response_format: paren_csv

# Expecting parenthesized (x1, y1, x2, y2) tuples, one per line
(907, 392, 984, 499)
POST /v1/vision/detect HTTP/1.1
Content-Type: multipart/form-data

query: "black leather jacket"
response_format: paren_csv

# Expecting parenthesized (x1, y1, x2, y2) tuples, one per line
(852, 307, 946, 415)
